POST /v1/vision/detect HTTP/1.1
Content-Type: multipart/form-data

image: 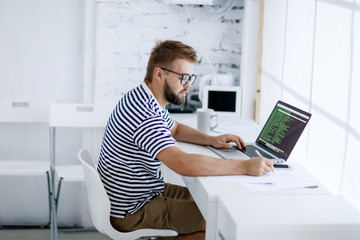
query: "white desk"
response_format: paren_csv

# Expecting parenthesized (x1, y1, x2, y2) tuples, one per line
(217, 195, 360, 240)
(49, 102, 115, 240)
(178, 141, 329, 240)
(174, 115, 337, 239)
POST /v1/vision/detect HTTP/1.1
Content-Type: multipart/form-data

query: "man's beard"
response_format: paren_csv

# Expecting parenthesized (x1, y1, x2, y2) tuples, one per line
(164, 79, 186, 105)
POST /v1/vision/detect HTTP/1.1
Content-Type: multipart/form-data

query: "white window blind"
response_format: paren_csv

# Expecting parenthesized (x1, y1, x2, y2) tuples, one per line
(260, 0, 360, 210)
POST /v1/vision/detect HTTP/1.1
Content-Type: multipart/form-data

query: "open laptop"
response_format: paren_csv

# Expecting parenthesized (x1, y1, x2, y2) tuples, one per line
(208, 100, 311, 168)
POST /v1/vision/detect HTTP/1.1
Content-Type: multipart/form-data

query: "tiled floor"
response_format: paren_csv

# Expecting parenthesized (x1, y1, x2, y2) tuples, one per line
(0, 227, 111, 240)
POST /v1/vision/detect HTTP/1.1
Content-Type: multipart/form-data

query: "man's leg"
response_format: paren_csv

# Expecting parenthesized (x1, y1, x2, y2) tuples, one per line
(160, 184, 206, 240)
(110, 183, 204, 235)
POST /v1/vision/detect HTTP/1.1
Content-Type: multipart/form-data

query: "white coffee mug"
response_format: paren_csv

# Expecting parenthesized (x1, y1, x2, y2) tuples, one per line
(197, 108, 218, 134)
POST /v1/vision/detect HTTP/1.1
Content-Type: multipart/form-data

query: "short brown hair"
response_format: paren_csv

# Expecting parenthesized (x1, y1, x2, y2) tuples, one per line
(144, 40, 197, 83)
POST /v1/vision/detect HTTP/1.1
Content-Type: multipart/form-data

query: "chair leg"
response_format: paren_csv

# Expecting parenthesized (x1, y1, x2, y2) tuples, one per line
(55, 177, 64, 212)
(50, 175, 63, 240)
(46, 171, 51, 226)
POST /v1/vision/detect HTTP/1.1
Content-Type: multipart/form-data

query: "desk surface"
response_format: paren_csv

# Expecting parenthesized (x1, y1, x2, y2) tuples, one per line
(217, 195, 360, 240)
(0, 160, 50, 175)
(174, 115, 331, 240)
(179, 141, 329, 216)
(178, 141, 329, 240)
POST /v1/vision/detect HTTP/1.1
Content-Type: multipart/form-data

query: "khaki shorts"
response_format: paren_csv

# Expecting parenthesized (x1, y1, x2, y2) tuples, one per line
(110, 183, 204, 234)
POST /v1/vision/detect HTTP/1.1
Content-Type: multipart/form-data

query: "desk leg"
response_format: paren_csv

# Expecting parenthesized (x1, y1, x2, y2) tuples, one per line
(205, 200, 219, 240)
(49, 127, 58, 240)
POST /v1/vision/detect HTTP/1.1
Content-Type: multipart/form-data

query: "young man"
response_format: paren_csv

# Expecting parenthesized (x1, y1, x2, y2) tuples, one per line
(97, 40, 274, 238)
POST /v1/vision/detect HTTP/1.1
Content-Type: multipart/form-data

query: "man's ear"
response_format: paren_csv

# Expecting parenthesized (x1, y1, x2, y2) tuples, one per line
(153, 67, 163, 83)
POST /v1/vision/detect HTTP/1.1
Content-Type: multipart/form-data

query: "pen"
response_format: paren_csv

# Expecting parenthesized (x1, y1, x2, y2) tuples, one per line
(255, 149, 275, 173)
(255, 149, 263, 157)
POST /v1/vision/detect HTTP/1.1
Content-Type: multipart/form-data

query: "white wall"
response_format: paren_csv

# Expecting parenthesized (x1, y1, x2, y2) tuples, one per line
(0, 0, 246, 226)
(0, 0, 85, 226)
(0, 0, 84, 101)
(260, 0, 360, 210)
(89, 0, 245, 102)
(241, 0, 260, 118)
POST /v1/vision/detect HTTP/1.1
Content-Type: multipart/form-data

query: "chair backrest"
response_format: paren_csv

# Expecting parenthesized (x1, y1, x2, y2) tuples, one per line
(49, 102, 116, 128)
(78, 148, 178, 239)
(0, 100, 49, 123)
(77, 148, 112, 234)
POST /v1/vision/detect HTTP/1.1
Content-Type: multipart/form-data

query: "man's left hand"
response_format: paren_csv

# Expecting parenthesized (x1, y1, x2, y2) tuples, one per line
(211, 134, 246, 150)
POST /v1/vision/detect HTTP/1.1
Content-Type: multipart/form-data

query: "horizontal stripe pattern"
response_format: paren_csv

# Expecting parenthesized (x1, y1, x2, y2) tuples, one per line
(98, 83, 176, 218)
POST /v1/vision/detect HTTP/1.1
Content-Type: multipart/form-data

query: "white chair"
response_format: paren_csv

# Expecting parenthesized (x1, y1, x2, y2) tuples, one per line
(77, 148, 178, 240)
(49, 102, 117, 240)
(0, 100, 51, 224)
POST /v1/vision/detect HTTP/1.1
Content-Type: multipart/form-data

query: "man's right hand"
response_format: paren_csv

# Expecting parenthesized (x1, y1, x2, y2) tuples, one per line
(244, 157, 274, 176)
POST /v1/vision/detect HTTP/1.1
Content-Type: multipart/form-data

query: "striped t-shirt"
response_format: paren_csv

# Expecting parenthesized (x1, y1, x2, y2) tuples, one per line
(97, 83, 177, 218)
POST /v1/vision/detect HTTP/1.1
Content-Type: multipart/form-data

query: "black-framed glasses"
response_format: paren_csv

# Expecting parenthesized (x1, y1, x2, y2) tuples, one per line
(160, 67, 197, 85)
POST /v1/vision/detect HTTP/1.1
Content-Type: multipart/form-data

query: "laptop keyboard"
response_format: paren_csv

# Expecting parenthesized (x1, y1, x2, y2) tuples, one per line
(240, 145, 275, 159)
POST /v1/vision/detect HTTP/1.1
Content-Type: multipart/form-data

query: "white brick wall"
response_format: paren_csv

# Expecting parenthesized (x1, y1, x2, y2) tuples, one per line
(92, 0, 244, 101)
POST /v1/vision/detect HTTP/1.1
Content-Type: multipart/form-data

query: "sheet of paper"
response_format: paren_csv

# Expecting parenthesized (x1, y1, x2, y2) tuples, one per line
(207, 172, 279, 184)
(207, 171, 318, 192)
(241, 171, 318, 192)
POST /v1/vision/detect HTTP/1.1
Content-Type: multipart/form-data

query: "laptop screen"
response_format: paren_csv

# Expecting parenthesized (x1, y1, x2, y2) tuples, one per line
(255, 101, 312, 160)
